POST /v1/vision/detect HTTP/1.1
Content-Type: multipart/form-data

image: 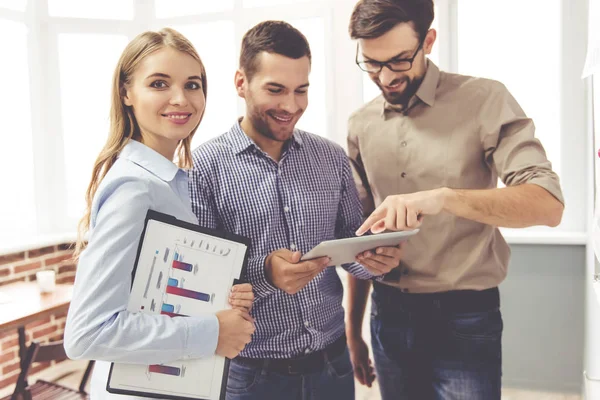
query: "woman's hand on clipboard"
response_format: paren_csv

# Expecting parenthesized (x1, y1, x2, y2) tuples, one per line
(229, 283, 254, 312)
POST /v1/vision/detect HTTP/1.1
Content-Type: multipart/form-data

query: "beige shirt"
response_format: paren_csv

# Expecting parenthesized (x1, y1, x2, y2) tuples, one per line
(348, 60, 564, 293)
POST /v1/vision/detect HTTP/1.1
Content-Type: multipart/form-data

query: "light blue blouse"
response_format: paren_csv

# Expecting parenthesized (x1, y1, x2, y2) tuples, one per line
(64, 140, 219, 399)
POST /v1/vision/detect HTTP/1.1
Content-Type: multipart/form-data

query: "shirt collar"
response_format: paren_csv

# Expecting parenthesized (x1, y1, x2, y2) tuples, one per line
(119, 139, 180, 182)
(228, 118, 303, 155)
(382, 59, 440, 117)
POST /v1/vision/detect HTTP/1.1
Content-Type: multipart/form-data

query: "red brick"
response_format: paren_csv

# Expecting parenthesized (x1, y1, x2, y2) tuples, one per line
(0, 371, 18, 390)
(0, 267, 10, 278)
(44, 253, 74, 267)
(56, 275, 75, 284)
(0, 350, 16, 364)
(0, 252, 25, 266)
(48, 333, 64, 343)
(1, 337, 19, 351)
(53, 311, 68, 320)
(0, 277, 26, 287)
(14, 261, 42, 274)
(26, 318, 52, 329)
(0, 332, 15, 341)
(57, 243, 75, 252)
(58, 263, 77, 275)
(27, 246, 56, 259)
(2, 361, 20, 375)
(32, 325, 58, 339)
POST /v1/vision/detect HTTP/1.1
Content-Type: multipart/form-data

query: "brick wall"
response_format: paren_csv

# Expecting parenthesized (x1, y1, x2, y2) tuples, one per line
(0, 243, 76, 390)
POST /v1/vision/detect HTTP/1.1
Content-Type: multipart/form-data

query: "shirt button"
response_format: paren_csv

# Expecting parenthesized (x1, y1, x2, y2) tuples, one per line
(401, 141, 407, 147)
(401, 172, 407, 178)
(304, 321, 310, 327)
(290, 243, 297, 250)
(304, 348, 311, 355)
(284, 206, 290, 212)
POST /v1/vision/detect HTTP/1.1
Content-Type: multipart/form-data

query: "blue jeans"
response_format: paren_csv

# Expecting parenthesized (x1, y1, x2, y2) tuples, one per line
(225, 347, 355, 400)
(370, 283, 503, 400)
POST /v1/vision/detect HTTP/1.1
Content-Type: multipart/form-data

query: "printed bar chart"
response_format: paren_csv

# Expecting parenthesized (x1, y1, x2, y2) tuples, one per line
(166, 286, 210, 302)
(160, 303, 187, 317)
(149, 365, 181, 377)
(172, 260, 193, 272)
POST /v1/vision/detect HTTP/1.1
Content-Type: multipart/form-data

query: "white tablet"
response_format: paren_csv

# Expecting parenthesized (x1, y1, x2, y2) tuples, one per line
(301, 230, 419, 266)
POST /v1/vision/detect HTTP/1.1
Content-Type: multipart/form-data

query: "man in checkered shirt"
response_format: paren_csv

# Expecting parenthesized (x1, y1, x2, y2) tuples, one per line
(189, 21, 403, 400)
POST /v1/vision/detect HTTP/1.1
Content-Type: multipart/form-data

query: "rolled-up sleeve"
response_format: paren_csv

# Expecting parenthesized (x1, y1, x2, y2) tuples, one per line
(480, 82, 564, 205)
(64, 177, 218, 364)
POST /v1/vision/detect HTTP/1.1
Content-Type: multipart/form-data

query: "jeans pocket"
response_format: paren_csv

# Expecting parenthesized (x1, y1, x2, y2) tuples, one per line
(226, 361, 261, 394)
(327, 348, 354, 379)
(450, 308, 503, 341)
(447, 308, 503, 364)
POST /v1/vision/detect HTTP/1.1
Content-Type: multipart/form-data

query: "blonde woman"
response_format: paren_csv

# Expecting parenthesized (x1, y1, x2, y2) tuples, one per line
(64, 29, 255, 399)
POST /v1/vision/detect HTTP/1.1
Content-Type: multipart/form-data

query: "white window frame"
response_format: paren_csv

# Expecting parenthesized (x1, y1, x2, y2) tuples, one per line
(0, 0, 591, 254)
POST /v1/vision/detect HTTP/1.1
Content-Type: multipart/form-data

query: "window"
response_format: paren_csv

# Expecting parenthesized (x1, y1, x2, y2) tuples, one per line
(48, 0, 134, 19)
(595, 76, 600, 198)
(457, 0, 562, 176)
(0, 20, 36, 243)
(0, 0, 26, 12)
(155, 0, 234, 18)
(243, 0, 313, 7)
(58, 34, 128, 219)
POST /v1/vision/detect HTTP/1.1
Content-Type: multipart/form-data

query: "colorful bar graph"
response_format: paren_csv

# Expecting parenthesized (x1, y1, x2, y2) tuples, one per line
(172, 260, 193, 272)
(160, 303, 187, 317)
(161, 311, 187, 317)
(167, 277, 179, 287)
(162, 303, 175, 313)
(149, 365, 181, 376)
(166, 286, 210, 302)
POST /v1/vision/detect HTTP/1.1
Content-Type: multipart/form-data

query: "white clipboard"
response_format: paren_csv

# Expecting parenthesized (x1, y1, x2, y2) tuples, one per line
(106, 210, 250, 400)
(301, 230, 419, 265)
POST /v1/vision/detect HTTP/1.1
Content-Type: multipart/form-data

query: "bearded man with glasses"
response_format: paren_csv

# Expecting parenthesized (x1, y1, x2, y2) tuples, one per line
(345, 1, 565, 399)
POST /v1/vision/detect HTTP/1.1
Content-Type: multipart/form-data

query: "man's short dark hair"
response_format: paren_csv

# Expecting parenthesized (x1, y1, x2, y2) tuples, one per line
(349, 0, 434, 41)
(240, 20, 312, 81)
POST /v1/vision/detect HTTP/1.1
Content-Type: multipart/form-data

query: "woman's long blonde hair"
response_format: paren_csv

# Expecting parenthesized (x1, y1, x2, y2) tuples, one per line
(74, 28, 207, 256)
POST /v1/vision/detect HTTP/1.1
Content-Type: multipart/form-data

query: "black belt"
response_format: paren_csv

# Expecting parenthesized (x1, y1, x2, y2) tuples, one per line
(373, 282, 500, 314)
(234, 335, 346, 375)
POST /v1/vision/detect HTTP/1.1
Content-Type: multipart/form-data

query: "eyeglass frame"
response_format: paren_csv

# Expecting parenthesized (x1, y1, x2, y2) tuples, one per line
(355, 39, 425, 73)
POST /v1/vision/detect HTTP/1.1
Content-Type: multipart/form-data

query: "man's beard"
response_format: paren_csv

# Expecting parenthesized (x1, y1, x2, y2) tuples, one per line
(246, 98, 296, 142)
(377, 75, 423, 107)
(248, 107, 280, 142)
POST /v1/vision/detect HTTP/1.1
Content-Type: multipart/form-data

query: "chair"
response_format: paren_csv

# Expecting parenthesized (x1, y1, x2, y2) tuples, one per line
(4, 341, 94, 400)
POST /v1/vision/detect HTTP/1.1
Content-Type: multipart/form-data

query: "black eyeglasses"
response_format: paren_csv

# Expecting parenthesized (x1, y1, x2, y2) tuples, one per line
(356, 40, 424, 73)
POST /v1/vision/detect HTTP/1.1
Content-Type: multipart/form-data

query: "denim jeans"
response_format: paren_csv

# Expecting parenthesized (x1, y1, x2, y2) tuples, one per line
(370, 283, 503, 400)
(225, 347, 355, 400)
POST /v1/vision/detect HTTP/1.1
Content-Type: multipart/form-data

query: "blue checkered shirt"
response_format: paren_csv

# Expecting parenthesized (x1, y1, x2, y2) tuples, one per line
(189, 121, 376, 359)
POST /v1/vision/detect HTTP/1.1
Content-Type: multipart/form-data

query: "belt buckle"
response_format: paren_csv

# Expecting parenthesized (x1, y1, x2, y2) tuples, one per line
(287, 363, 302, 375)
